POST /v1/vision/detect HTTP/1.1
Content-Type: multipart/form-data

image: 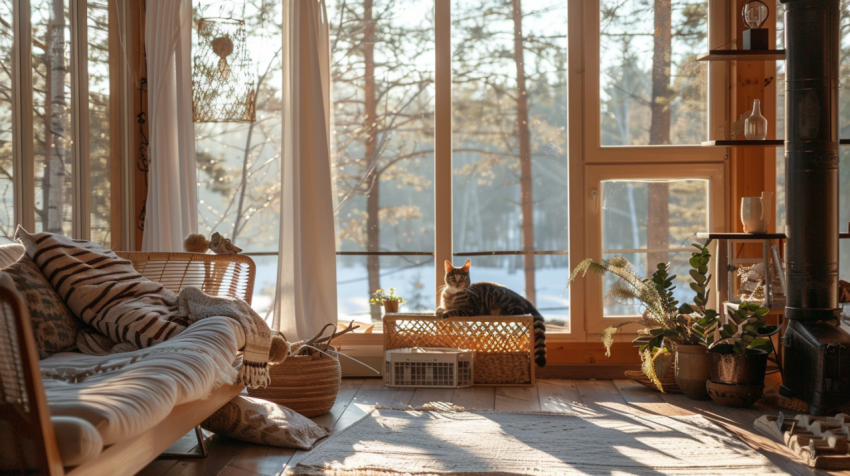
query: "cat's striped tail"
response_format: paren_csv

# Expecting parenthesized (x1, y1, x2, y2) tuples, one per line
(529, 309, 547, 368)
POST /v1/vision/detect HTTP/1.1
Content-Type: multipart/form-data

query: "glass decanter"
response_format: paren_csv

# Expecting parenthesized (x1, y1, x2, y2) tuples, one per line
(744, 99, 768, 140)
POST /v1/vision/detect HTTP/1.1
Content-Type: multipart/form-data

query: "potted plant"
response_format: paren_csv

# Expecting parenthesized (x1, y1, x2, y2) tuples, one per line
(567, 243, 720, 399)
(704, 302, 774, 407)
(370, 288, 406, 314)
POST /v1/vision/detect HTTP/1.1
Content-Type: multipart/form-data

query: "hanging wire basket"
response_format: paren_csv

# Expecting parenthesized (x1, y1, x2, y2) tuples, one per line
(192, 0, 256, 123)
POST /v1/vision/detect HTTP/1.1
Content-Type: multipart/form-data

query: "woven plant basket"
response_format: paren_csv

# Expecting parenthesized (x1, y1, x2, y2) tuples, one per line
(247, 346, 341, 417)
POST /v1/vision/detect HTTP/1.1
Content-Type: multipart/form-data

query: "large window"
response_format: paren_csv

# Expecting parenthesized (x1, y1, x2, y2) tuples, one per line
(1, 1, 116, 245)
(321, 0, 722, 338)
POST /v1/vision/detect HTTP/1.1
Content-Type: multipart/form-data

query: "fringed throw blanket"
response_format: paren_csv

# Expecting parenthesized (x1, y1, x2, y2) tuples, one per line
(15, 226, 274, 388)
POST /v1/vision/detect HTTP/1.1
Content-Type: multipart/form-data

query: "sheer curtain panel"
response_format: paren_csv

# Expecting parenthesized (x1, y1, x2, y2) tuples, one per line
(142, 0, 198, 252)
(274, 0, 338, 340)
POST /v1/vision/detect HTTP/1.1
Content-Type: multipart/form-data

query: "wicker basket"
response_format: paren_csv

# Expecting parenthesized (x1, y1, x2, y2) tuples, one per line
(383, 314, 535, 386)
(247, 346, 341, 417)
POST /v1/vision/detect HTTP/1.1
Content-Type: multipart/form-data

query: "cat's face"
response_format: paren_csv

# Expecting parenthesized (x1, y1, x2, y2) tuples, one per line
(443, 260, 471, 292)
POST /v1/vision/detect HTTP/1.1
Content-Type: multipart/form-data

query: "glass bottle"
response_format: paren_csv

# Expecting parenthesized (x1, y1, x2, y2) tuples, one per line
(744, 99, 768, 140)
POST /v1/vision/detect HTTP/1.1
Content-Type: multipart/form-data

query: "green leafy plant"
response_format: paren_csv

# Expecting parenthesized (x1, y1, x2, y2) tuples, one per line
(567, 242, 742, 392)
(369, 288, 406, 306)
(712, 302, 773, 354)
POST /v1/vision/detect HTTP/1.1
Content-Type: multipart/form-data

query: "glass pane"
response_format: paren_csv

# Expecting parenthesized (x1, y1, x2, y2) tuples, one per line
(336, 255, 435, 323)
(600, 1, 708, 146)
(251, 254, 279, 325)
(842, 1, 850, 282)
(0, 0, 13, 243)
(88, 0, 111, 245)
(601, 179, 708, 316)
(32, 0, 74, 235)
(451, 0, 569, 330)
(776, 2, 786, 231)
(329, 0, 436, 321)
(194, 0, 282, 253)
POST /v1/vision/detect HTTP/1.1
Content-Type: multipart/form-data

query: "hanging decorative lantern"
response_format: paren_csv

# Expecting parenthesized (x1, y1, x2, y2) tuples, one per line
(192, 0, 256, 123)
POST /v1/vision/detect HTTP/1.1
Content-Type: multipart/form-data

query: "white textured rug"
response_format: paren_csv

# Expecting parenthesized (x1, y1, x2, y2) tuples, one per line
(285, 410, 785, 476)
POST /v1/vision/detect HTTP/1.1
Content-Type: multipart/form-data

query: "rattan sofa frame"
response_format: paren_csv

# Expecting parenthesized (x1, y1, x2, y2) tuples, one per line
(0, 251, 255, 476)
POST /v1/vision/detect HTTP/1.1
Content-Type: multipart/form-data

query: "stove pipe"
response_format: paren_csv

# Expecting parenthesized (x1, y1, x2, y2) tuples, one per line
(780, 0, 846, 414)
(783, 0, 840, 320)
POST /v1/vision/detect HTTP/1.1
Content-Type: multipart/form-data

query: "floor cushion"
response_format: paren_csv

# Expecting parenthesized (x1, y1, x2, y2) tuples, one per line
(201, 396, 330, 449)
(1, 254, 82, 356)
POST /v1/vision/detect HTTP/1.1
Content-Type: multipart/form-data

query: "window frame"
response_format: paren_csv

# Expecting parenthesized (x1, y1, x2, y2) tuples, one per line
(7, 0, 123, 244)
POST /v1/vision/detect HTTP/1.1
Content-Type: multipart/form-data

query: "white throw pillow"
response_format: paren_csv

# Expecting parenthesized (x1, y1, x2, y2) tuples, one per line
(202, 396, 330, 449)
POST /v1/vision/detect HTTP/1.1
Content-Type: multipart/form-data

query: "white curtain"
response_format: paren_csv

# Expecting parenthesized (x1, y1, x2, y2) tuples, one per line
(274, 0, 338, 340)
(142, 0, 198, 252)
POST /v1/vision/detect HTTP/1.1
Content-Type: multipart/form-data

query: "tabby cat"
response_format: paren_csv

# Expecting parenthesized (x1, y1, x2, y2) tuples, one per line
(436, 260, 547, 367)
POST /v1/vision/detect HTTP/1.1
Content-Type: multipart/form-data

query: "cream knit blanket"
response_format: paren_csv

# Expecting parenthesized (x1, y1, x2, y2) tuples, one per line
(15, 226, 273, 388)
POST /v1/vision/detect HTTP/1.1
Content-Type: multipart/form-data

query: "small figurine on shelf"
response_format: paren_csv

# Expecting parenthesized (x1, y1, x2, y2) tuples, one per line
(370, 288, 406, 314)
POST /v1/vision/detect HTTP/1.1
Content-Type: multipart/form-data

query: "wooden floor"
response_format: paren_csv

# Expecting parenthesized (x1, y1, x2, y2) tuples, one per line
(137, 377, 845, 476)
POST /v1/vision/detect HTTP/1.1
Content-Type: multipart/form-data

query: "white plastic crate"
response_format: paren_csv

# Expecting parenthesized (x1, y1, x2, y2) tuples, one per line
(384, 347, 473, 388)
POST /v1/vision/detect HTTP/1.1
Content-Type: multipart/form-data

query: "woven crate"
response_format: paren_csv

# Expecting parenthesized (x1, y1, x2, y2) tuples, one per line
(383, 313, 535, 386)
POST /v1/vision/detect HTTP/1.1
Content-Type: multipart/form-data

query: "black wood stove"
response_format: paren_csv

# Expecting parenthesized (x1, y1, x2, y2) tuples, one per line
(779, 0, 850, 415)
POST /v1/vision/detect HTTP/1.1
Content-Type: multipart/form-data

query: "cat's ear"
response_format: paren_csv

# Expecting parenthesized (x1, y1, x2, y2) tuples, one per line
(444, 260, 453, 273)
(462, 260, 471, 272)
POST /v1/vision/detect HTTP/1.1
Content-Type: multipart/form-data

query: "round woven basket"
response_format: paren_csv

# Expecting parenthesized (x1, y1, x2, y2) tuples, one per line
(247, 346, 341, 417)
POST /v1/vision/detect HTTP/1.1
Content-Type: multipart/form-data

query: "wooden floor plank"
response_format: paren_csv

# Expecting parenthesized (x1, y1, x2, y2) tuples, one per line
(536, 380, 595, 415)
(223, 442, 295, 476)
(408, 388, 457, 409)
(309, 378, 365, 430)
(495, 386, 540, 411)
(159, 435, 243, 476)
(574, 379, 633, 415)
(452, 386, 495, 410)
(612, 379, 693, 416)
(135, 460, 178, 476)
(388, 388, 417, 409)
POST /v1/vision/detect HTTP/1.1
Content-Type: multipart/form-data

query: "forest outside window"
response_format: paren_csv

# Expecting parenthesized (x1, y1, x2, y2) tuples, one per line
(599, 0, 707, 147)
(328, 0, 569, 329)
(1, 0, 116, 245)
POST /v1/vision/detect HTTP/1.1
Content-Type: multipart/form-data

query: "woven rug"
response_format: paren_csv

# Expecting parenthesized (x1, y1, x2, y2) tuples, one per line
(285, 410, 785, 476)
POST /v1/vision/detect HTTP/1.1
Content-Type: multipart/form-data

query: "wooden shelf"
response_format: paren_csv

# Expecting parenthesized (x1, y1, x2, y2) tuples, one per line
(704, 139, 850, 146)
(697, 49, 786, 61)
(696, 232, 786, 240)
(702, 140, 782, 147)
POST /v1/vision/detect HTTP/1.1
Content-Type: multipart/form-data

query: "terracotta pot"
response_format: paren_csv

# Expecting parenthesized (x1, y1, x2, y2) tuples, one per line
(709, 348, 768, 385)
(654, 352, 675, 379)
(383, 301, 399, 313)
(674, 345, 711, 400)
(706, 380, 764, 408)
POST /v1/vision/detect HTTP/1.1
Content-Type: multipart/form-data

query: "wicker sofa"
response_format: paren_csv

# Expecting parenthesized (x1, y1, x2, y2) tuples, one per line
(0, 244, 256, 476)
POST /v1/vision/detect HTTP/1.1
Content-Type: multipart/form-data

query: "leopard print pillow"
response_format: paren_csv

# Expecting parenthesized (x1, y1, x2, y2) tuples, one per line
(201, 396, 329, 449)
(2, 255, 82, 357)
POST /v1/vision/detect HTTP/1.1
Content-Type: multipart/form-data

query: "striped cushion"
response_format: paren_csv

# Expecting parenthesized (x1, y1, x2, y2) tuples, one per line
(15, 227, 190, 351)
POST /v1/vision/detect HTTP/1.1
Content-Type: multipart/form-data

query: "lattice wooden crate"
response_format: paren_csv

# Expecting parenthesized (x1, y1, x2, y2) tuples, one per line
(383, 313, 535, 386)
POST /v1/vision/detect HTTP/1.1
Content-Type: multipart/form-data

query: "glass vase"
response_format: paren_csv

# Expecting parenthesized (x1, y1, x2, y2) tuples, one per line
(744, 99, 768, 140)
